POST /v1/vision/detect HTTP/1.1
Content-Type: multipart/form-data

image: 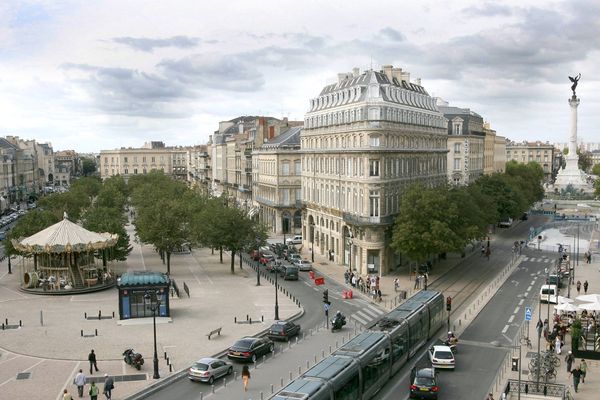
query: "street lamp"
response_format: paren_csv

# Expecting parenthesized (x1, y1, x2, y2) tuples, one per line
(310, 223, 315, 263)
(274, 260, 280, 320)
(144, 290, 162, 379)
(347, 230, 354, 272)
(255, 238, 261, 286)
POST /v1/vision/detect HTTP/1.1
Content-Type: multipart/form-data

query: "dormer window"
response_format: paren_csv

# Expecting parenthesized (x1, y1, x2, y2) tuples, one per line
(452, 117, 464, 135)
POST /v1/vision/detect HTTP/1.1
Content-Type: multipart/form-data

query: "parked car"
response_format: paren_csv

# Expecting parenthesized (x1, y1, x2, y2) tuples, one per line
(0, 230, 6, 241)
(409, 367, 439, 399)
(280, 265, 299, 280)
(227, 337, 274, 362)
(497, 218, 513, 228)
(267, 321, 301, 341)
(188, 357, 233, 384)
(428, 345, 455, 369)
(287, 253, 301, 263)
(285, 235, 303, 245)
(294, 260, 313, 271)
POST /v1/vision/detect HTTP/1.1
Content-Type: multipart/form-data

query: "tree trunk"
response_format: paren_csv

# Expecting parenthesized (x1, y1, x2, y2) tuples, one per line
(219, 247, 223, 263)
(211, 247, 214, 255)
(231, 250, 236, 274)
(239, 251, 243, 269)
(166, 251, 171, 275)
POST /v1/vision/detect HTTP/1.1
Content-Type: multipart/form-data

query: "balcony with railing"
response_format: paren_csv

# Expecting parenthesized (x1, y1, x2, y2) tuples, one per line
(342, 213, 395, 226)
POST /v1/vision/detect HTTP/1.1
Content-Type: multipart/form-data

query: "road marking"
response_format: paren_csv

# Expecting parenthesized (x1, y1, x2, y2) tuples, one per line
(508, 315, 515, 323)
(514, 307, 520, 314)
(360, 308, 381, 319)
(519, 299, 524, 305)
(367, 305, 385, 315)
(531, 280, 536, 285)
(502, 325, 509, 334)
(527, 285, 532, 291)
(352, 314, 369, 325)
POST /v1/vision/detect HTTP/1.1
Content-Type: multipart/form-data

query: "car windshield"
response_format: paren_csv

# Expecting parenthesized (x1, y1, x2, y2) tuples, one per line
(435, 351, 453, 359)
(192, 362, 209, 371)
(232, 339, 255, 349)
(415, 377, 435, 386)
(270, 325, 285, 332)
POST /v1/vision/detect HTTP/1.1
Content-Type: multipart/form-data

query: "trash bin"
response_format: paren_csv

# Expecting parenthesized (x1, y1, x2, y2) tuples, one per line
(348, 290, 353, 299)
(309, 271, 315, 280)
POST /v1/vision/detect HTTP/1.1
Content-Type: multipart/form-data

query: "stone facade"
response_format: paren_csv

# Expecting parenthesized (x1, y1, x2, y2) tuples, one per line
(506, 140, 555, 182)
(302, 66, 448, 275)
(99, 141, 173, 180)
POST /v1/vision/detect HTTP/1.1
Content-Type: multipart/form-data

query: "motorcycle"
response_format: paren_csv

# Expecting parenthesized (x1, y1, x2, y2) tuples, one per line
(331, 314, 347, 332)
(123, 348, 144, 370)
(443, 339, 458, 354)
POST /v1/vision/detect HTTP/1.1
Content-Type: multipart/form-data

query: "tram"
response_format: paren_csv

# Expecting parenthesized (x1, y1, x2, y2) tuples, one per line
(271, 290, 444, 400)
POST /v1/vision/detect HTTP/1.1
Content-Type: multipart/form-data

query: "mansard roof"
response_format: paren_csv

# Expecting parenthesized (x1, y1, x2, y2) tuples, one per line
(262, 126, 302, 149)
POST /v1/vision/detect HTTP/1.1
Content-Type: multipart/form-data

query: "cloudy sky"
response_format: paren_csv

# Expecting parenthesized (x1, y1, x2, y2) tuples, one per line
(1, 0, 598, 152)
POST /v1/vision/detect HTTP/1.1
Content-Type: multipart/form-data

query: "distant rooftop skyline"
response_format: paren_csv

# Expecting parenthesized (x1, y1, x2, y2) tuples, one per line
(1, 0, 599, 152)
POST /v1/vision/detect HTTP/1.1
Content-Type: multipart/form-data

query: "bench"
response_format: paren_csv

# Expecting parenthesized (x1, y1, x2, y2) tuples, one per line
(207, 327, 222, 340)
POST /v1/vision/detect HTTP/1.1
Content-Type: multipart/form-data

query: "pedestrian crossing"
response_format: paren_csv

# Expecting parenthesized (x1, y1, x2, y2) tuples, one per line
(350, 304, 386, 327)
(522, 256, 553, 263)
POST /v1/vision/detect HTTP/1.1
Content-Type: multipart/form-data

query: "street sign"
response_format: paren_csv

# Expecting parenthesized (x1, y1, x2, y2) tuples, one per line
(324, 303, 330, 312)
(314, 277, 325, 285)
(525, 307, 532, 321)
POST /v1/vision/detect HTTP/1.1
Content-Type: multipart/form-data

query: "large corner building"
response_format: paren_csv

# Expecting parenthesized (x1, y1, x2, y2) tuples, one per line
(301, 66, 448, 275)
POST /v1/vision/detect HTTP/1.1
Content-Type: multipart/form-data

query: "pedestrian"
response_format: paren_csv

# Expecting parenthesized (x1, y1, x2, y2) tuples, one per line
(577, 280, 581, 295)
(351, 274, 357, 288)
(377, 288, 382, 302)
(394, 278, 399, 292)
(584, 280, 589, 294)
(481, 245, 486, 256)
(242, 365, 251, 392)
(103, 374, 114, 400)
(63, 388, 73, 400)
(344, 270, 349, 284)
(580, 359, 587, 383)
(486, 393, 495, 400)
(414, 275, 420, 289)
(589, 253, 592, 263)
(73, 369, 86, 398)
(555, 336, 562, 354)
(88, 349, 99, 375)
(565, 351, 574, 373)
(88, 382, 99, 400)
(571, 366, 582, 392)
(485, 247, 491, 260)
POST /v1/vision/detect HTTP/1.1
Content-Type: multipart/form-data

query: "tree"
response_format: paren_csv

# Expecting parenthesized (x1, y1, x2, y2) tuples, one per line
(82, 206, 131, 261)
(592, 164, 600, 177)
(81, 157, 97, 176)
(577, 150, 593, 172)
(391, 184, 463, 266)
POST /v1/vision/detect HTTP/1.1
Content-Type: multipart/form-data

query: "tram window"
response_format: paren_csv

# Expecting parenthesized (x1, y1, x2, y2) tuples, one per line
(392, 332, 408, 361)
(363, 347, 388, 392)
(334, 374, 359, 400)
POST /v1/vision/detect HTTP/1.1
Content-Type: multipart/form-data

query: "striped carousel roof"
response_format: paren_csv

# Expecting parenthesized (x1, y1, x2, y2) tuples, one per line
(12, 212, 118, 254)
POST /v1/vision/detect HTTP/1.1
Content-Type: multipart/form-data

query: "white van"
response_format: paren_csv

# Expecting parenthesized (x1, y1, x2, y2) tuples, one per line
(540, 284, 558, 304)
(286, 235, 303, 245)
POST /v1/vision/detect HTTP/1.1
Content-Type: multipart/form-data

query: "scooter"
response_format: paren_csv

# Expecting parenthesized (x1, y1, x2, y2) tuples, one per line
(443, 340, 458, 354)
(331, 315, 347, 332)
(123, 348, 144, 370)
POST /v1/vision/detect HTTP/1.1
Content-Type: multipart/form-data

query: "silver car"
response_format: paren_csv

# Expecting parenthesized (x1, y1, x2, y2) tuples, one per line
(188, 357, 233, 384)
(294, 260, 313, 271)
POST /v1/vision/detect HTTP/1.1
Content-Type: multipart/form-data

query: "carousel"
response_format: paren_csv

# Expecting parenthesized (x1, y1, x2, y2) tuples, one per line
(12, 212, 119, 295)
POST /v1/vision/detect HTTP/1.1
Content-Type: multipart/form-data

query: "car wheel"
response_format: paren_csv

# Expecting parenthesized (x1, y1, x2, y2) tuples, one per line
(227, 367, 233, 375)
(251, 354, 257, 363)
(208, 376, 214, 385)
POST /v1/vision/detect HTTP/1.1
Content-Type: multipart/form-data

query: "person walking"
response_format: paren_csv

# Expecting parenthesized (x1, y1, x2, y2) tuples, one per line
(571, 366, 582, 392)
(103, 374, 114, 400)
(555, 336, 562, 354)
(394, 278, 399, 292)
(241, 365, 251, 392)
(414, 275, 420, 289)
(584, 280, 589, 294)
(580, 359, 587, 383)
(565, 351, 574, 373)
(577, 280, 582, 295)
(63, 388, 73, 400)
(88, 382, 99, 400)
(73, 369, 86, 398)
(88, 349, 99, 375)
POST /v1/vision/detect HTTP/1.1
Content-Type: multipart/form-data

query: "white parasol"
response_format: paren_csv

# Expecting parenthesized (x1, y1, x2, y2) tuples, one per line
(576, 294, 600, 303)
(554, 303, 581, 312)
(557, 296, 574, 304)
(578, 302, 600, 311)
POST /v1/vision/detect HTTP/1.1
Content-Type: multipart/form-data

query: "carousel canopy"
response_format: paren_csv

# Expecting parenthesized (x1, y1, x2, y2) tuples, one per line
(12, 213, 118, 254)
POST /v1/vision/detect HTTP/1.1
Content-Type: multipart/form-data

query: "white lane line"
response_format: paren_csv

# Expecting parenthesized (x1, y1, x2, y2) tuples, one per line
(502, 325, 509, 334)
(514, 307, 520, 314)
(531, 280, 536, 285)
(361, 308, 381, 318)
(367, 305, 385, 315)
(527, 285, 532, 291)
(508, 315, 515, 323)
(352, 314, 369, 325)
(519, 299, 524, 305)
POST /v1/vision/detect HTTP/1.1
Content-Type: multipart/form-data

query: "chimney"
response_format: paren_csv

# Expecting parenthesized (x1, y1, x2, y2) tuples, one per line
(391, 67, 402, 82)
(352, 67, 360, 77)
(337, 73, 348, 83)
(401, 72, 410, 83)
(415, 78, 422, 86)
(382, 65, 393, 81)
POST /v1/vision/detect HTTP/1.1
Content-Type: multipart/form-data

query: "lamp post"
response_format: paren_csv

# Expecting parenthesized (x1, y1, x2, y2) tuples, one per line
(347, 230, 354, 272)
(274, 260, 280, 320)
(310, 223, 315, 263)
(144, 290, 161, 379)
(255, 237, 261, 286)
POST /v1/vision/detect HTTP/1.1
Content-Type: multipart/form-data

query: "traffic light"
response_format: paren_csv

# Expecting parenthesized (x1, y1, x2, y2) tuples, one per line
(446, 296, 452, 312)
(323, 289, 329, 304)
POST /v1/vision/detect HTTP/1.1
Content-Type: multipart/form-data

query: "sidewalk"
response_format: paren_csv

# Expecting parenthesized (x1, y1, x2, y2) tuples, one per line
(0, 222, 300, 400)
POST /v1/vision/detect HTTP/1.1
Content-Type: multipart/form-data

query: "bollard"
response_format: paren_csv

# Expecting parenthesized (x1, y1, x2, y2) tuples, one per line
(289, 371, 292, 381)
(40, 310, 44, 326)
(212, 384, 215, 394)
(19, 320, 22, 327)
(98, 310, 101, 320)
(280, 377, 284, 387)
(85, 312, 87, 319)
(307, 360, 309, 369)
(335, 341, 338, 348)
(262, 315, 264, 322)
(271, 384, 274, 394)
(254, 360, 257, 369)
(329, 345, 332, 354)
(295, 337, 298, 344)
(164, 351, 167, 360)
(260, 392, 264, 400)
(234, 316, 237, 323)
(234, 371, 238, 381)
(112, 311, 115, 318)
(314, 355, 317, 363)
(95, 329, 98, 336)
(169, 364, 173, 372)
(80, 329, 83, 337)
(263, 355, 266, 364)
(1, 323, 3, 330)
(167, 357, 170, 365)
(5, 318, 7, 325)
(288, 341, 291, 349)
(298, 366, 301, 375)
(249, 317, 252, 324)
(322, 350, 325, 358)
(223, 377, 226, 387)
(246, 314, 249, 321)
(200, 393, 203, 400)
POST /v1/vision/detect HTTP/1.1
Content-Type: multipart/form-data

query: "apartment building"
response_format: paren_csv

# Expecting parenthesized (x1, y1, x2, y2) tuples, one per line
(506, 140, 555, 181)
(99, 141, 172, 180)
(302, 65, 448, 275)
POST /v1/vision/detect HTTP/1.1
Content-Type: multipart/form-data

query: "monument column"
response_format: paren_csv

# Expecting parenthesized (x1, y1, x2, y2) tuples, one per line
(567, 95, 580, 161)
